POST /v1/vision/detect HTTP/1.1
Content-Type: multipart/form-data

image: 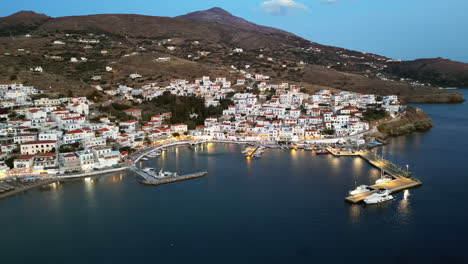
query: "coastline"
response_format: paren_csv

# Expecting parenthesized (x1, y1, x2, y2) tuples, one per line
(0, 167, 128, 201)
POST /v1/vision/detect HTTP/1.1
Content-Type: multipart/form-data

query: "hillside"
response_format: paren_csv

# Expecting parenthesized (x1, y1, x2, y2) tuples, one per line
(0, 8, 466, 102)
(386, 58, 468, 88)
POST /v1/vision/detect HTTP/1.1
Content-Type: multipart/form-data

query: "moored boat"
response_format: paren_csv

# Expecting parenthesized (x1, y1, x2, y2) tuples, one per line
(364, 189, 394, 204)
(349, 185, 370, 196)
(315, 149, 330, 155)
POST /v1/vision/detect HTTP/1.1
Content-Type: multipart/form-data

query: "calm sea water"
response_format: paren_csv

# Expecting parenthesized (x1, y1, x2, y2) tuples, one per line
(1, 90, 467, 264)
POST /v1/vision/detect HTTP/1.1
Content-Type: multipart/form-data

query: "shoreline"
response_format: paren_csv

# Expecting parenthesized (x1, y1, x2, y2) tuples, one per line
(0, 167, 127, 201)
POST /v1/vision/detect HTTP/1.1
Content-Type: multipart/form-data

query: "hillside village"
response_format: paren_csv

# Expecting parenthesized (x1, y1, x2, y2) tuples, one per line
(0, 69, 403, 178)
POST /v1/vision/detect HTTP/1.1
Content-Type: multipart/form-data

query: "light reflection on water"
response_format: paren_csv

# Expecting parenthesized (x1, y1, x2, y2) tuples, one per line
(349, 204, 361, 223)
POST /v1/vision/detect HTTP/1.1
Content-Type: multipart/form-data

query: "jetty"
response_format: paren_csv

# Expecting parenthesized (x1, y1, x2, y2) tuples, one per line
(244, 146, 260, 158)
(130, 165, 207, 186)
(326, 148, 423, 203)
(141, 171, 207, 186)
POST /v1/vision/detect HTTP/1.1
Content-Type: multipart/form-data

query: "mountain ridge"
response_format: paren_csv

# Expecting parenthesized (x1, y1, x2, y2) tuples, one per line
(0, 8, 465, 102)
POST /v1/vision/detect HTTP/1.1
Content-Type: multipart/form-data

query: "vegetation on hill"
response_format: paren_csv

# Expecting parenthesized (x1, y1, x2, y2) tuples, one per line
(139, 92, 233, 129)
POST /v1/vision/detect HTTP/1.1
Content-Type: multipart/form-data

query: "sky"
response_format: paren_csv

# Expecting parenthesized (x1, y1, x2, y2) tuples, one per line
(2, 0, 468, 62)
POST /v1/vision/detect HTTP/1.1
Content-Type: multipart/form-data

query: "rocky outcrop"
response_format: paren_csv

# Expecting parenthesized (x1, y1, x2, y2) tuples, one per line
(375, 107, 433, 138)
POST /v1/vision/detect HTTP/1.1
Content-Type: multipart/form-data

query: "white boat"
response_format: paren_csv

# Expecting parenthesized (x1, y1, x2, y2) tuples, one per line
(375, 168, 392, 184)
(141, 157, 149, 161)
(147, 152, 160, 158)
(375, 176, 393, 184)
(349, 185, 369, 196)
(155, 169, 177, 178)
(241, 146, 252, 154)
(143, 168, 156, 174)
(364, 189, 394, 204)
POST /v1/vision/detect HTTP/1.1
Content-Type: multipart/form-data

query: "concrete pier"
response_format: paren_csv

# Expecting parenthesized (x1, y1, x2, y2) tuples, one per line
(326, 148, 423, 203)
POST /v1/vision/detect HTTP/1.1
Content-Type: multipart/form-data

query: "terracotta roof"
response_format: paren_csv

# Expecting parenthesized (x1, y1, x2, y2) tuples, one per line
(22, 140, 56, 145)
(16, 155, 34, 160)
(36, 153, 57, 157)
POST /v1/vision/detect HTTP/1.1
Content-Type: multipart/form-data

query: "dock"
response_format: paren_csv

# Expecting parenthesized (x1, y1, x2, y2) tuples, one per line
(326, 148, 423, 203)
(141, 171, 207, 186)
(130, 165, 207, 186)
(244, 146, 259, 158)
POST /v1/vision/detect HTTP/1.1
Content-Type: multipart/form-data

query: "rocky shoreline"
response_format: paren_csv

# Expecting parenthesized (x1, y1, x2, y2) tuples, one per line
(368, 107, 433, 140)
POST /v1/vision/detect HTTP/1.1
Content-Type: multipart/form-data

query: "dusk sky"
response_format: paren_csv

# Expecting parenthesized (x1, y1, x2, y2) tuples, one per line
(2, 0, 467, 62)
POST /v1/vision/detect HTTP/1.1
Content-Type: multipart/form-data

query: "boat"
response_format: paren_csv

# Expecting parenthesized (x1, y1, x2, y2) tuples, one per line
(147, 152, 160, 158)
(315, 149, 330, 155)
(304, 146, 314, 151)
(364, 189, 394, 204)
(143, 168, 156, 174)
(349, 185, 370, 196)
(141, 157, 149, 161)
(241, 147, 250, 154)
(375, 168, 392, 184)
(155, 169, 177, 178)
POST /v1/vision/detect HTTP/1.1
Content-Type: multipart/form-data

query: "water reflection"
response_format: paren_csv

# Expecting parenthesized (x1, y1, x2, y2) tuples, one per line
(349, 204, 361, 223)
(84, 177, 97, 209)
(397, 190, 412, 225)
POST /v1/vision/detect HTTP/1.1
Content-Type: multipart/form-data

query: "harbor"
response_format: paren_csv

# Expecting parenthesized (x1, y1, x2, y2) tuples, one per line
(325, 148, 423, 203)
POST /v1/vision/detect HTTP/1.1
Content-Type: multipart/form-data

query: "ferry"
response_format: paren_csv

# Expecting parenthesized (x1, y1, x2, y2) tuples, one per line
(364, 189, 394, 204)
(349, 185, 370, 196)
(315, 149, 330, 155)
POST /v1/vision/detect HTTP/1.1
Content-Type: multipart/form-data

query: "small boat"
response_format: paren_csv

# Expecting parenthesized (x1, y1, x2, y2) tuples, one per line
(375, 168, 392, 184)
(315, 149, 330, 155)
(143, 168, 156, 174)
(364, 189, 394, 204)
(349, 185, 370, 196)
(241, 148, 250, 154)
(155, 169, 177, 178)
(141, 157, 149, 161)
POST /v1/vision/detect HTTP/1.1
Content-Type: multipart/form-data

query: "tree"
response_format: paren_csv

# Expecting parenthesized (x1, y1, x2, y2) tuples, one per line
(172, 133, 180, 137)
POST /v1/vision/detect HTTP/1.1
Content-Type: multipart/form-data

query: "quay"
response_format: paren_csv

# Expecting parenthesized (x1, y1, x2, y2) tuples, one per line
(129, 140, 209, 185)
(244, 146, 259, 158)
(141, 171, 207, 186)
(325, 148, 423, 203)
(130, 165, 207, 186)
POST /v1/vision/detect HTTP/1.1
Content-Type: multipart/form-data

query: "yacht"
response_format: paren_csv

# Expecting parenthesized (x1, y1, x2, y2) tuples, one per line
(364, 189, 394, 204)
(349, 185, 370, 196)
(375, 169, 392, 184)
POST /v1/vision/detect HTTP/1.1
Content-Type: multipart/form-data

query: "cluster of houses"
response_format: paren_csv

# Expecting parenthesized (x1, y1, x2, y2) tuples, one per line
(188, 86, 401, 142)
(0, 72, 402, 178)
(0, 84, 125, 177)
(103, 73, 401, 143)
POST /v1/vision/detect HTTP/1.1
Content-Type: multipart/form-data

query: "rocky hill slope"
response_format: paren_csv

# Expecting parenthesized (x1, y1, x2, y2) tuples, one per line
(0, 8, 466, 102)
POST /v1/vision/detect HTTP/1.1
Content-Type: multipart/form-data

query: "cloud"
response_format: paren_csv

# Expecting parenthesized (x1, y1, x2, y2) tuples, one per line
(260, 0, 307, 16)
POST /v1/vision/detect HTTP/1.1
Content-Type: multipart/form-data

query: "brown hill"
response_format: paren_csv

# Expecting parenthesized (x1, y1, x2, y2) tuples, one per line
(177, 7, 294, 37)
(0, 8, 466, 102)
(386, 58, 468, 88)
(0, 11, 51, 36)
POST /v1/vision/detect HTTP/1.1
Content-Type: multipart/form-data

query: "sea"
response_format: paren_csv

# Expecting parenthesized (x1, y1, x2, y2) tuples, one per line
(1, 90, 467, 264)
